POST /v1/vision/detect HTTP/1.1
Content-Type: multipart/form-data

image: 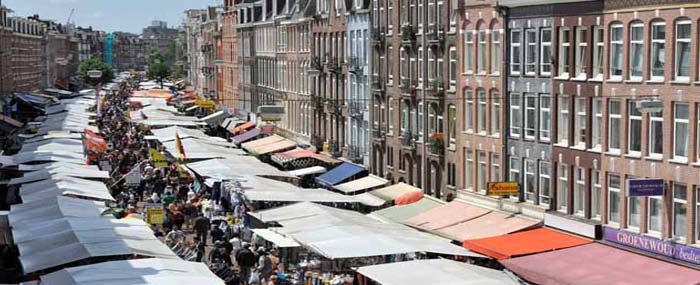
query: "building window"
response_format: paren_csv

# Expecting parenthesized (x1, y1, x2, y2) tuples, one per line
(510, 30, 521, 75)
(627, 192, 641, 231)
(449, 47, 457, 89)
(629, 23, 644, 80)
(696, 187, 700, 243)
(624, 102, 641, 156)
(491, 90, 500, 136)
(592, 98, 603, 150)
(558, 27, 570, 77)
(540, 94, 551, 142)
(608, 174, 621, 225)
(491, 30, 500, 75)
(525, 29, 537, 75)
(648, 110, 663, 158)
(558, 96, 570, 145)
(557, 164, 569, 212)
(608, 99, 622, 153)
(478, 30, 487, 73)
(539, 161, 551, 206)
(591, 170, 601, 220)
(609, 24, 623, 80)
(388, 0, 393, 33)
(574, 27, 587, 79)
(417, 101, 424, 137)
(525, 93, 536, 139)
(675, 20, 691, 81)
(464, 89, 473, 132)
(540, 28, 552, 76)
(592, 26, 604, 79)
(401, 101, 410, 134)
(465, 148, 473, 190)
(574, 97, 587, 148)
(464, 31, 473, 73)
(570, 167, 584, 217)
(448, 104, 456, 147)
(388, 98, 395, 134)
(650, 21, 665, 80)
(509, 157, 521, 199)
(510, 93, 521, 138)
(478, 89, 487, 134)
(674, 102, 689, 161)
(673, 183, 687, 240)
(478, 151, 487, 193)
(525, 159, 536, 203)
(418, 46, 424, 86)
(388, 46, 394, 83)
(400, 47, 407, 80)
(647, 194, 662, 235)
(492, 153, 500, 182)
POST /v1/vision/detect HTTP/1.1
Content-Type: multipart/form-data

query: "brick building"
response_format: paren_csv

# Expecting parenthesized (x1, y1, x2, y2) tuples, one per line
(0, 7, 45, 94)
(221, 0, 238, 111)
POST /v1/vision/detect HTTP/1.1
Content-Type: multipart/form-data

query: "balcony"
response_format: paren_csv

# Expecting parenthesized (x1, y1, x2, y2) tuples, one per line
(349, 101, 364, 118)
(427, 133, 445, 156)
(311, 56, 324, 72)
(426, 26, 445, 50)
(401, 131, 417, 150)
(371, 27, 386, 48)
(347, 145, 364, 164)
(326, 57, 341, 74)
(425, 78, 444, 99)
(311, 94, 325, 109)
(348, 57, 364, 74)
(400, 78, 417, 97)
(372, 127, 386, 143)
(400, 24, 416, 46)
(371, 74, 385, 91)
(327, 100, 343, 115)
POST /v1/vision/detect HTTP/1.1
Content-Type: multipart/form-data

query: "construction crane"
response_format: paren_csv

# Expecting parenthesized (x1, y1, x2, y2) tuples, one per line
(66, 8, 74, 25)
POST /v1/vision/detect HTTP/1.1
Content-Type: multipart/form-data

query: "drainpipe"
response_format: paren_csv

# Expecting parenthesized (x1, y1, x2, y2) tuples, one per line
(496, 2, 516, 201)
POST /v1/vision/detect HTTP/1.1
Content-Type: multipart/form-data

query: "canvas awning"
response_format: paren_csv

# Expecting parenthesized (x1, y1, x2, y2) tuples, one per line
(357, 259, 519, 285)
(185, 157, 294, 180)
(162, 137, 243, 160)
(240, 175, 382, 206)
(40, 258, 225, 285)
(229, 121, 255, 134)
(9, 167, 110, 185)
(199, 109, 230, 127)
(501, 243, 700, 285)
(287, 166, 327, 177)
(241, 135, 283, 151)
(438, 211, 541, 241)
(19, 176, 115, 202)
(463, 228, 591, 260)
(220, 118, 242, 129)
(333, 174, 388, 194)
(8, 196, 108, 226)
(251, 139, 296, 155)
(271, 149, 315, 165)
(369, 182, 422, 201)
(369, 196, 445, 224)
(315, 162, 366, 188)
(149, 126, 214, 142)
(251, 228, 301, 248)
(404, 200, 491, 231)
(231, 128, 261, 144)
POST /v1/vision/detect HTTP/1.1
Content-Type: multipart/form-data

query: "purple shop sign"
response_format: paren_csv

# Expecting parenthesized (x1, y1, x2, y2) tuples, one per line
(626, 178, 665, 196)
(603, 227, 700, 265)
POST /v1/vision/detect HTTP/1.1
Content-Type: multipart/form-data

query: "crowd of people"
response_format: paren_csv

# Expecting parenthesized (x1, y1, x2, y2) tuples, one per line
(93, 82, 290, 285)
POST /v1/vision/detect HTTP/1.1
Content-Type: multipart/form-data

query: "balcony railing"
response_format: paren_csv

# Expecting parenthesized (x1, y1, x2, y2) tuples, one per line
(348, 57, 364, 74)
(401, 131, 417, 150)
(426, 78, 444, 98)
(400, 24, 416, 45)
(400, 78, 416, 95)
(371, 27, 386, 47)
(427, 133, 445, 156)
(371, 75, 385, 91)
(311, 56, 324, 71)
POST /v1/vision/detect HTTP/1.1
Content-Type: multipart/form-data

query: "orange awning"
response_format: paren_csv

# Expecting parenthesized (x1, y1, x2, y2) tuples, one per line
(182, 99, 196, 105)
(463, 228, 591, 260)
(230, 121, 255, 134)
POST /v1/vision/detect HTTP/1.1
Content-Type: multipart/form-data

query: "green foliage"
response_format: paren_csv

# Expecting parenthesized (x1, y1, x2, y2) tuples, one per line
(77, 57, 115, 86)
(147, 52, 172, 88)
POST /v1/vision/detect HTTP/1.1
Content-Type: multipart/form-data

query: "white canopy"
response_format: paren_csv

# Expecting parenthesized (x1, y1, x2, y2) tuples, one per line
(19, 176, 114, 202)
(149, 126, 217, 142)
(18, 162, 100, 172)
(162, 138, 243, 160)
(333, 174, 389, 194)
(241, 175, 383, 206)
(251, 228, 301, 248)
(19, 138, 84, 153)
(16, 217, 178, 273)
(287, 166, 327, 177)
(357, 259, 518, 285)
(40, 258, 225, 285)
(3, 151, 85, 165)
(251, 203, 481, 259)
(23, 132, 83, 143)
(185, 157, 293, 180)
(9, 196, 108, 226)
(9, 167, 109, 185)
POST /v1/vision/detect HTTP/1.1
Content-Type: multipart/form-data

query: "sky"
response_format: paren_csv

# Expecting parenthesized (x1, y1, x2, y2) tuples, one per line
(2, 0, 220, 33)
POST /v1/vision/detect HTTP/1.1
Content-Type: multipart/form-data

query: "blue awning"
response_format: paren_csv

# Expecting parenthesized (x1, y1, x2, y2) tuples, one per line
(315, 162, 367, 188)
(231, 128, 261, 144)
(15, 94, 55, 106)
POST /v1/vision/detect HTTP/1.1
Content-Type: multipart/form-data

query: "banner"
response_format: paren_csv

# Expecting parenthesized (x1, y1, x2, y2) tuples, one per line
(124, 165, 141, 186)
(146, 208, 164, 224)
(487, 182, 520, 196)
(149, 148, 168, 168)
(84, 128, 107, 153)
(174, 131, 186, 160)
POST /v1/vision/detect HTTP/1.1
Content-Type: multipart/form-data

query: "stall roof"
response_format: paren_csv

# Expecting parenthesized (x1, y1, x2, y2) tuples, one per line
(251, 202, 481, 259)
(199, 109, 230, 127)
(271, 149, 342, 166)
(149, 126, 214, 142)
(240, 175, 383, 206)
(18, 161, 99, 172)
(230, 121, 255, 134)
(314, 162, 366, 188)
(185, 157, 294, 180)
(250, 139, 296, 155)
(19, 176, 114, 202)
(369, 196, 445, 224)
(141, 119, 200, 127)
(16, 217, 178, 273)
(463, 228, 591, 260)
(231, 128, 261, 144)
(501, 243, 700, 285)
(404, 200, 491, 231)
(251, 228, 301, 248)
(369, 182, 422, 201)
(9, 196, 108, 227)
(220, 117, 243, 129)
(287, 166, 327, 177)
(162, 137, 244, 160)
(333, 174, 389, 194)
(241, 135, 284, 151)
(438, 211, 541, 241)
(9, 167, 110, 185)
(40, 258, 225, 285)
(357, 259, 518, 285)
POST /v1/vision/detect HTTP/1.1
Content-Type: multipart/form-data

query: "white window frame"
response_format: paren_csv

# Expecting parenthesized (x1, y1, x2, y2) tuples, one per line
(448, 104, 456, 146)
(574, 167, 586, 217)
(558, 27, 570, 78)
(509, 157, 521, 200)
(629, 23, 644, 81)
(609, 24, 624, 81)
(491, 30, 501, 75)
(574, 97, 587, 148)
(675, 20, 691, 82)
(574, 26, 588, 79)
(540, 94, 551, 142)
(478, 151, 487, 193)
(608, 174, 621, 226)
(591, 170, 601, 220)
(539, 161, 551, 206)
(465, 148, 473, 190)
(649, 109, 664, 159)
(524, 93, 537, 140)
(464, 89, 473, 132)
(628, 100, 643, 156)
(592, 98, 603, 151)
(417, 101, 424, 138)
(628, 194, 641, 232)
(558, 96, 570, 145)
(491, 153, 500, 182)
(510, 30, 521, 75)
(525, 159, 536, 203)
(478, 30, 487, 74)
(540, 28, 552, 76)
(650, 21, 665, 81)
(608, 99, 622, 154)
(491, 91, 501, 137)
(592, 26, 604, 80)
(464, 31, 474, 74)
(388, 98, 395, 135)
(557, 164, 569, 212)
(673, 102, 689, 161)
(673, 183, 688, 241)
(478, 89, 487, 134)
(648, 195, 663, 236)
(510, 93, 521, 138)
(449, 47, 457, 89)
(525, 29, 537, 75)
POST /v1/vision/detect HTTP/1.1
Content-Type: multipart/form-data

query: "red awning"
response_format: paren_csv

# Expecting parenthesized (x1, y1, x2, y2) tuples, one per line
(463, 228, 591, 259)
(230, 121, 255, 134)
(501, 243, 700, 285)
(276, 149, 316, 159)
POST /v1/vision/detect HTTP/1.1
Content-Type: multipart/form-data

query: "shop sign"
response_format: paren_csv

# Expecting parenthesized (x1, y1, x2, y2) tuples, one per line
(627, 178, 665, 196)
(149, 148, 168, 168)
(486, 182, 519, 196)
(195, 98, 216, 109)
(146, 207, 164, 224)
(603, 227, 700, 265)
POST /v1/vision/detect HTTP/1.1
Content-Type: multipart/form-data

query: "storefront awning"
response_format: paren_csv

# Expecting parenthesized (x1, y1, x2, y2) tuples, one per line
(405, 200, 491, 231)
(438, 211, 540, 241)
(315, 162, 366, 188)
(287, 166, 327, 177)
(0, 114, 24, 128)
(369, 196, 445, 224)
(251, 139, 296, 155)
(501, 243, 700, 285)
(463, 228, 591, 260)
(229, 121, 255, 134)
(358, 259, 519, 285)
(231, 128, 261, 144)
(241, 135, 284, 151)
(369, 182, 422, 201)
(199, 109, 230, 127)
(220, 118, 242, 129)
(251, 229, 302, 248)
(333, 174, 388, 194)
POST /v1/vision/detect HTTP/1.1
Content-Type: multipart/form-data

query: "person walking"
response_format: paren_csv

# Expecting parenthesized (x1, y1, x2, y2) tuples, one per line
(257, 247, 273, 283)
(193, 213, 210, 244)
(195, 237, 206, 262)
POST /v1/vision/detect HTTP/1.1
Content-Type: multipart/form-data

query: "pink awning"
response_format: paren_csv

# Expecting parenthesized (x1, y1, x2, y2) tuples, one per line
(501, 243, 700, 285)
(404, 201, 491, 231)
(438, 211, 540, 241)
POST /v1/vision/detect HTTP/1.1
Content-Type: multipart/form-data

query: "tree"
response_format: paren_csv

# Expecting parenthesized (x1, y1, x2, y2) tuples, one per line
(77, 57, 115, 87)
(147, 52, 172, 89)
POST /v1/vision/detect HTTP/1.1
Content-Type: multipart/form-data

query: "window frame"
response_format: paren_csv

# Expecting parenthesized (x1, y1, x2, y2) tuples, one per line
(574, 26, 588, 79)
(558, 27, 571, 78)
(449, 46, 457, 89)
(491, 90, 501, 137)
(464, 30, 474, 74)
(650, 21, 666, 81)
(673, 102, 689, 161)
(591, 170, 601, 220)
(574, 97, 587, 148)
(674, 20, 691, 82)
(525, 29, 537, 75)
(539, 161, 551, 206)
(465, 148, 474, 190)
(628, 22, 644, 81)
(525, 159, 536, 203)
(592, 26, 604, 79)
(609, 24, 624, 80)
(510, 93, 522, 138)
(540, 28, 552, 76)
(673, 183, 688, 241)
(558, 95, 570, 145)
(608, 99, 622, 154)
(540, 94, 551, 142)
(478, 30, 487, 74)
(464, 89, 473, 132)
(557, 164, 569, 213)
(510, 30, 522, 75)
(608, 174, 621, 226)
(491, 29, 501, 75)
(477, 89, 487, 134)
(592, 98, 603, 150)
(628, 100, 643, 155)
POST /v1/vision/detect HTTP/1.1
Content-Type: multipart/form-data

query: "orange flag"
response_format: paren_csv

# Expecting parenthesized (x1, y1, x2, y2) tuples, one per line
(84, 128, 107, 153)
(174, 131, 186, 160)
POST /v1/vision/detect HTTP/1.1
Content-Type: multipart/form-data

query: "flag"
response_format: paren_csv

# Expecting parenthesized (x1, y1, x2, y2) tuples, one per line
(84, 128, 107, 154)
(149, 148, 168, 168)
(174, 131, 186, 160)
